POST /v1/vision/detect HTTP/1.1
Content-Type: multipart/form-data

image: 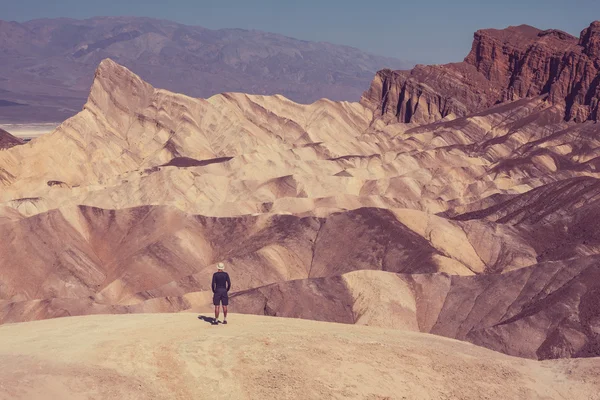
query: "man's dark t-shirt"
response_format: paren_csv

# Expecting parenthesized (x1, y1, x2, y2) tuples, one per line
(212, 271, 231, 292)
(212, 271, 231, 306)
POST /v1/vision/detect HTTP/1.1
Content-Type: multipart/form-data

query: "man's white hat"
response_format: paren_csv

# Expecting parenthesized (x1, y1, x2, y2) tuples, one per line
(217, 262, 225, 270)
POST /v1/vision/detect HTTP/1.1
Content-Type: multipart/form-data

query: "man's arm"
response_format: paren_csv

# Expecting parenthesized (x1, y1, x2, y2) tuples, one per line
(226, 273, 231, 292)
(211, 273, 216, 293)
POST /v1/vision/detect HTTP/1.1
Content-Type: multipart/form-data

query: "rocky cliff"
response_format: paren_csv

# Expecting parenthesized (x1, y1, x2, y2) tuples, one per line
(362, 21, 600, 123)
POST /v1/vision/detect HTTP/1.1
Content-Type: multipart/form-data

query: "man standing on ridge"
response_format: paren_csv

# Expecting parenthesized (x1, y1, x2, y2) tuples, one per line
(211, 262, 231, 325)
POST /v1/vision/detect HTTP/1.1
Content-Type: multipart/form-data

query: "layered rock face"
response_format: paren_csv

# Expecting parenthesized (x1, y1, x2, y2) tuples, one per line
(362, 21, 600, 123)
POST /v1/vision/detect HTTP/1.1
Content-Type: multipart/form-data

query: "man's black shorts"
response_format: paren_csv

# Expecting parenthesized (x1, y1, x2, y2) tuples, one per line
(213, 288, 229, 306)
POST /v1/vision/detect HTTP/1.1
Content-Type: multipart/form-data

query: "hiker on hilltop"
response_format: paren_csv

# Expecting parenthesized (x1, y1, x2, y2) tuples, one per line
(211, 262, 231, 325)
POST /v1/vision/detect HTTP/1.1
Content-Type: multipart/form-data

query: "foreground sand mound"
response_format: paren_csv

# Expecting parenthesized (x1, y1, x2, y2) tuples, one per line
(1, 313, 599, 400)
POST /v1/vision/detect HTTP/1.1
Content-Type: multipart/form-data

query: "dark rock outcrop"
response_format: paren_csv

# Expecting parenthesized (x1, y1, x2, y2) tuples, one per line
(362, 22, 600, 123)
(0, 128, 24, 150)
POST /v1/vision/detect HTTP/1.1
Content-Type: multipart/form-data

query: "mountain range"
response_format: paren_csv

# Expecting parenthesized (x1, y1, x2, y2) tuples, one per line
(0, 16, 409, 124)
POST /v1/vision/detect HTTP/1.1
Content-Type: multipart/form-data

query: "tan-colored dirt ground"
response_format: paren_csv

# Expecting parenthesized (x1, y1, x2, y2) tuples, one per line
(0, 313, 599, 400)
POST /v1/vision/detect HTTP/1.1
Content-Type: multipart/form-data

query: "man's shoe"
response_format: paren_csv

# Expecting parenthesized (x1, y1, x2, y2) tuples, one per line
(211, 320, 219, 325)
(223, 320, 228, 325)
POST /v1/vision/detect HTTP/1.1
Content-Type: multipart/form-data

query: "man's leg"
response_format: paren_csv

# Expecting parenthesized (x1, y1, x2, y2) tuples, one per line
(222, 292, 229, 324)
(214, 305, 220, 321)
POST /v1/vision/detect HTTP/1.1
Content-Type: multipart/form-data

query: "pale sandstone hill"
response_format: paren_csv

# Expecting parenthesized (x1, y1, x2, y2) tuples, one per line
(1, 313, 599, 400)
(1, 61, 599, 220)
(0, 59, 374, 212)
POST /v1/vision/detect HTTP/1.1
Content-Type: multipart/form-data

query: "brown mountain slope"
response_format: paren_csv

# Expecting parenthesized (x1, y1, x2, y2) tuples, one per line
(453, 176, 600, 224)
(0, 205, 538, 309)
(0, 127, 23, 149)
(450, 176, 600, 262)
(362, 21, 600, 123)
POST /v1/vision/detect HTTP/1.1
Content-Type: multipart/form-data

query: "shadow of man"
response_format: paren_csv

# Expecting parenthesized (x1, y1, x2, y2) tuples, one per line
(198, 315, 218, 324)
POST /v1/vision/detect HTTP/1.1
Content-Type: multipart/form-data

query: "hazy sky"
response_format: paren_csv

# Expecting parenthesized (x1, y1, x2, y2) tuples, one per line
(2, 0, 599, 63)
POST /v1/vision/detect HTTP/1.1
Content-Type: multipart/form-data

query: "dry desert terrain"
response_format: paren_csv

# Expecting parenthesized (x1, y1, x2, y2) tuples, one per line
(1, 313, 600, 400)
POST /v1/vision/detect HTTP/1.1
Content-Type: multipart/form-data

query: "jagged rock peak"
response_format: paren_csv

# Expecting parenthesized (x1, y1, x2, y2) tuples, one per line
(86, 58, 155, 116)
(579, 20, 600, 59)
(92, 58, 149, 86)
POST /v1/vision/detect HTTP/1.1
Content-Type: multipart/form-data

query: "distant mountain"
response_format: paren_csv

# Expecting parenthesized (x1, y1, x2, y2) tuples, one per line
(0, 16, 410, 123)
